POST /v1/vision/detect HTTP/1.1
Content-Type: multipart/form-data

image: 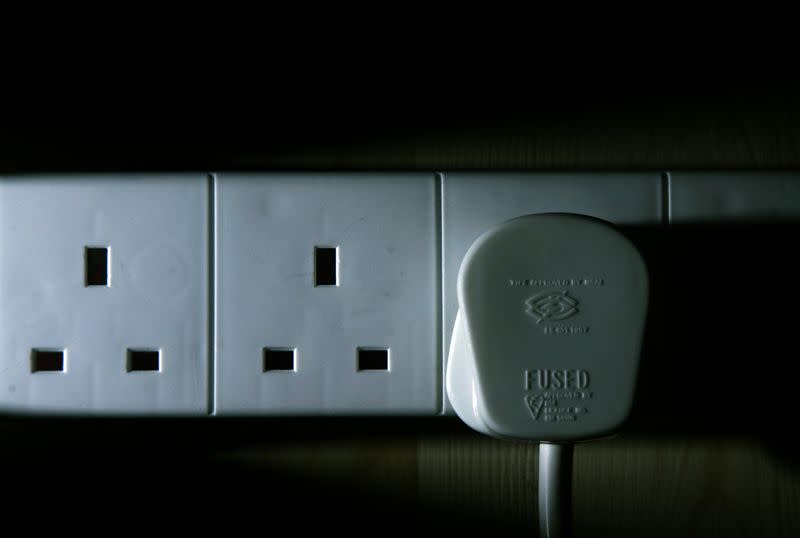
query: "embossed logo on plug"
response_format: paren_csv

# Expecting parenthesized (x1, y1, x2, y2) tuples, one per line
(524, 394, 545, 420)
(525, 290, 579, 324)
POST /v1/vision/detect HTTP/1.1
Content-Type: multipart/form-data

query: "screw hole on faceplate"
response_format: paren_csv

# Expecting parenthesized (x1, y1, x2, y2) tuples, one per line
(127, 349, 161, 372)
(357, 348, 390, 371)
(314, 246, 338, 286)
(85, 246, 110, 287)
(263, 348, 296, 372)
(31, 349, 66, 373)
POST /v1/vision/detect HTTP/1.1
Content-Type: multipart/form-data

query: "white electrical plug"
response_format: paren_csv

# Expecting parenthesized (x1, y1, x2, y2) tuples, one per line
(446, 213, 648, 536)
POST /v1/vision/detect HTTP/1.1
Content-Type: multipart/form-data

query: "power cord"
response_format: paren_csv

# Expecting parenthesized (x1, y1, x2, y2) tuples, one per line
(447, 213, 648, 537)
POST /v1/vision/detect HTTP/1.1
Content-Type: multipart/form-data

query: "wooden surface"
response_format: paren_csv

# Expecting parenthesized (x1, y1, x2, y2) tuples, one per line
(2, 86, 800, 536)
(418, 434, 800, 537)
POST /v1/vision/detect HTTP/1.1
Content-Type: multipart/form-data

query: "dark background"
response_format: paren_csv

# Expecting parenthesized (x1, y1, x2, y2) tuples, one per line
(2, 64, 800, 537)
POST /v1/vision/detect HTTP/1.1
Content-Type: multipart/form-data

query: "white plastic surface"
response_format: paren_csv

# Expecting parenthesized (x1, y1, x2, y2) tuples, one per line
(0, 175, 209, 414)
(214, 173, 439, 414)
(670, 172, 800, 221)
(446, 310, 488, 433)
(441, 172, 662, 412)
(3, 171, 794, 417)
(447, 214, 649, 440)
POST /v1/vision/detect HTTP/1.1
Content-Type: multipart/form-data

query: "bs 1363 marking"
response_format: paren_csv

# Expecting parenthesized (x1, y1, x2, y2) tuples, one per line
(510, 277, 604, 336)
(524, 290, 579, 324)
(524, 368, 593, 422)
(522, 289, 590, 336)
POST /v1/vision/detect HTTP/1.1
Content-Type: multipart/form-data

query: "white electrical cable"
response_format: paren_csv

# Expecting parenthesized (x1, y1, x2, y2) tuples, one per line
(538, 442, 573, 538)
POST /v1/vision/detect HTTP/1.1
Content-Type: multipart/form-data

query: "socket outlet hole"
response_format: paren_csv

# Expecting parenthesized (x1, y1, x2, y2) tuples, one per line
(263, 348, 296, 372)
(357, 348, 389, 371)
(314, 246, 338, 286)
(85, 246, 110, 286)
(127, 349, 161, 372)
(31, 349, 66, 373)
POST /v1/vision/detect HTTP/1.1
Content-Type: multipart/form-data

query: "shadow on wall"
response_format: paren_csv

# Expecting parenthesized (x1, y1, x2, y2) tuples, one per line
(622, 220, 800, 450)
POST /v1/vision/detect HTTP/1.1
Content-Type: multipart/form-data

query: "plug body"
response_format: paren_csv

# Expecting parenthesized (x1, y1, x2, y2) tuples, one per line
(447, 214, 648, 441)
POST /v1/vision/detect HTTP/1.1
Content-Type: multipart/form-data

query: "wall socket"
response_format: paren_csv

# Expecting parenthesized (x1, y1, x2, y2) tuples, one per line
(0, 175, 209, 414)
(2, 172, 797, 415)
(213, 173, 440, 414)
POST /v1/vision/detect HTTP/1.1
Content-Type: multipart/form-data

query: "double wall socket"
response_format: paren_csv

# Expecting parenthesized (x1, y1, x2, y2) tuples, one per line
(2, 172, 796, 415)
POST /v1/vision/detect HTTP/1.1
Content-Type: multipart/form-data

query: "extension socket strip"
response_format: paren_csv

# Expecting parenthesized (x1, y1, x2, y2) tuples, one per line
(1, 172, 797, 415)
